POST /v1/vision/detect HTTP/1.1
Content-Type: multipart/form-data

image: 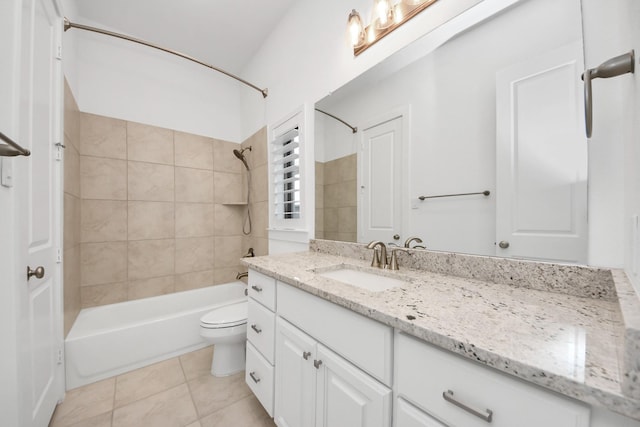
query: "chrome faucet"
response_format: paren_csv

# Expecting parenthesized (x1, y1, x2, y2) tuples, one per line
(404, 236, 423, 248)
(366, 241, 388, 269)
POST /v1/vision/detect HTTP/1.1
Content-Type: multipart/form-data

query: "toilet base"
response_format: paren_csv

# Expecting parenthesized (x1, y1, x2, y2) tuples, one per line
(211, 341, 246, 377)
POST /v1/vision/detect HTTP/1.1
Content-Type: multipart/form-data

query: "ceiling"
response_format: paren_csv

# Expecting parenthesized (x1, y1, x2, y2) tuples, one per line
(69, 0, 298, 74)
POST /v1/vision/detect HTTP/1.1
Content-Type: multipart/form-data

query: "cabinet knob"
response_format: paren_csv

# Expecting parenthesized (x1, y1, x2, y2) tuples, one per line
(251, 285, 263, 292)
(313, 359, 323, 369)
(302, 351, 311, 360)
(498, 240, 510, 249)
(251, 324, 262, 334)
(27, 266, 45, 280)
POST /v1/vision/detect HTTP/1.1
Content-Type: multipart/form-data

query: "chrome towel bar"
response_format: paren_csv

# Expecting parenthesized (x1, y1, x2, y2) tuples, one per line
(418, 190, 490, 201)
(0, 131, 31, 157)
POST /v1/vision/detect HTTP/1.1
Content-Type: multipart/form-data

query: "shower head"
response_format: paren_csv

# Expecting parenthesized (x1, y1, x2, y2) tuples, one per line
(233, 146, 252, 170)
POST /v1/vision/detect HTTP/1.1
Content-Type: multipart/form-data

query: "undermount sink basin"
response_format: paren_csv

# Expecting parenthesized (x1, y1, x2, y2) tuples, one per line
(318, 267, 408, 292)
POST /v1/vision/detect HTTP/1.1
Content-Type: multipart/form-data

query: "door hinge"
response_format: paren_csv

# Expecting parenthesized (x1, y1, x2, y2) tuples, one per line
(56, 347, 63, 365)
(56, 45, 62, 60)
(56, 248, 62, 264)
(55, 142, 65, 161)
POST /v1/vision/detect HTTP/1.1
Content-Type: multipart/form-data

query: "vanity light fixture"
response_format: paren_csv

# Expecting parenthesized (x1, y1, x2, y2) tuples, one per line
(348, 0, 438, 56)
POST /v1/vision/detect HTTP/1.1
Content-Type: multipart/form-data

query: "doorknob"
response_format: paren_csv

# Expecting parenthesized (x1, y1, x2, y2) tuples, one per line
(393, 234, 400, 240)
(27, 266, 45, 280)
(498, 241, 510, 249)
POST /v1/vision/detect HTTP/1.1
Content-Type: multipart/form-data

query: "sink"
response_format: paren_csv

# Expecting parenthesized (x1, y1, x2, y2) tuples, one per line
(317, 267, 408, 292)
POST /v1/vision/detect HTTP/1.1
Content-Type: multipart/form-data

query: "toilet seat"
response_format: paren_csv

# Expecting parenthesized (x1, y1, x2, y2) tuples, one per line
(200, 301, 247, 329)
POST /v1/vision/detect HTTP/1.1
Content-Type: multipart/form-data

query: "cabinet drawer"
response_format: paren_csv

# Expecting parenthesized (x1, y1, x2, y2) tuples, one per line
(246, 341, 274, 417)
(247, 298, 275, 364)
(278, 282, 393, 386)
(248, 269, 276, 311)
(395, 333, 589, 427)
(396, 397, 447, 427)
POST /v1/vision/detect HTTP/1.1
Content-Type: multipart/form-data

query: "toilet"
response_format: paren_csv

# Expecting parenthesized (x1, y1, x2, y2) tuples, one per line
(199, 300, 248, 376)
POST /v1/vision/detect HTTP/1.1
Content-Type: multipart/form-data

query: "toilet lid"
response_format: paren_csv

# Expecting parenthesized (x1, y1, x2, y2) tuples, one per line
(200, 301, 247, 328)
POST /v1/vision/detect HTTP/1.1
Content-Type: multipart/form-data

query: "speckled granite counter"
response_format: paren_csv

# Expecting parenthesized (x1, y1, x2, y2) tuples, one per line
(242, 242, 640, 421)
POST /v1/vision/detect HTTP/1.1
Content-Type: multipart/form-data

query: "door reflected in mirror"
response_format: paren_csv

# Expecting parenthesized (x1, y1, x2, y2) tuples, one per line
(315, 0, 587, 264)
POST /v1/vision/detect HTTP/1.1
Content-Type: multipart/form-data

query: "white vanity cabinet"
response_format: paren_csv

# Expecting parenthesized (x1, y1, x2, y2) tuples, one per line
(246, 270, 277, 416)
(274, 282, 393, 427)
(394, 332, 590, 427)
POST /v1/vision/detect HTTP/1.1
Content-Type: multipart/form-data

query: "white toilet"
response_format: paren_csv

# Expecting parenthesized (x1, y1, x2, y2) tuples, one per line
(199, 300, 248, 376)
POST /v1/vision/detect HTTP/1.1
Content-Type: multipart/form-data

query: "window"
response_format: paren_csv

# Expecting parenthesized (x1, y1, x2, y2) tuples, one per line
(272, 127, 300, 220)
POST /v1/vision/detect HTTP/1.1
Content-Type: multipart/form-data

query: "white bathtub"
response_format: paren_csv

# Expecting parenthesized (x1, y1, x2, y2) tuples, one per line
(65, 282, 246, 389)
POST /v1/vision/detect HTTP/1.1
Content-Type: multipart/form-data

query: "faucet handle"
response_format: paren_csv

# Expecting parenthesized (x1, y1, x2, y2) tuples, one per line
(370, 248, 381, 268)
(389, 249, 400, 270)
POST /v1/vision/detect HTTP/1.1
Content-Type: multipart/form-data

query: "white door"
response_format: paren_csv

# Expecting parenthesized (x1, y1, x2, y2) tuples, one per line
(1, 0, 64, 425)
(496, 42, 587, 263)
(315, 344, 391, 427)
(359, 116, 403, 244)
(274, 318, 317, 427)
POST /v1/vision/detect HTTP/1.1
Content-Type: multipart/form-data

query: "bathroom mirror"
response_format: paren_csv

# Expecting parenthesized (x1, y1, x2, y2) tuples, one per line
(315, 0, 590, 263)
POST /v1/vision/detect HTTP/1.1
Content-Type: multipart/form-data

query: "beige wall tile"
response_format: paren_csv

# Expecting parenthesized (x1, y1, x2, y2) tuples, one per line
(175, 237, 214, 274)
(50, 378, 115, 425)
(128, 161, 174, 202)
(315, 183, 324, 209)
(244, 237, 268, 257)
(250, 201, 269, 238)
(80, 113, 126, 159)
(81, 156, 127, 200)
(213, 267, 241, 285)
(81, 282, 128, 308)
(175, 203, 213, 238)
(128, 239, 175, 280)
(324, 207, 338, 233)
(63, 245, 81, 338)
(175, 270, 214, 292)
(342, 179, 357, 207)
(249, 164, 268, 203)
(179, 346, 213, 381)
(128, 275, 175, 301)
(64, 142, 81, 198)
(213, 172, 243, 204)
(128, 201, 174, 241)
(337, 154, 357, 182)
(81, 200, 127, 243)
(324, 183, 340, 208)
(324, 232, 340, 241)
(188, 372, 251, 418)
(175, 167, 213, 203)
(315, 208, 324, 232)
(114, 358, 185, 408)
(63, 79, 80, 149)
(213, 204, 243, 236)
(81, 242, 127, 286)
(213, 236, 243, 268)
(324, 159, 339, 185)
(315, 161, 325, 184)
(213, 139, 241, 173)
(338, 206, 357, 233)
(175, 131, 214, 170)
(112, 384, 197, 427)
(127, 122, 174, 165)
(64, 193, 81, 250)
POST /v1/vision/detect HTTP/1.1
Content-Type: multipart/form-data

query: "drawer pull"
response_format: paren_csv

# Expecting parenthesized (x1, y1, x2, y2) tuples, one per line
(313, 359, 323, 369)
(442, 390, 493, 423)
(249, 371, 261, 383)
(303, 351, 311, 360)
(251, 324, 262, 334)
(251, 285, 263, 292)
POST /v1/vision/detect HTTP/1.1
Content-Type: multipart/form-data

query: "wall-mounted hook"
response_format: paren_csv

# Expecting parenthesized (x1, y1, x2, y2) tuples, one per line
(582, 50, 635, 138)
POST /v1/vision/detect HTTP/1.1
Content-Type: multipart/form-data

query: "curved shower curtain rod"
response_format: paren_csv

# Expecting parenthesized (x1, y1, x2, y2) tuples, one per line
(63, 18, 268, 98)
(315, 108, 357, 133)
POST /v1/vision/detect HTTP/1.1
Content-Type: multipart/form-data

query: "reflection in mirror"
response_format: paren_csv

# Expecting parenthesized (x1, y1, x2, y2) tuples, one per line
(315, 0, 588, 263)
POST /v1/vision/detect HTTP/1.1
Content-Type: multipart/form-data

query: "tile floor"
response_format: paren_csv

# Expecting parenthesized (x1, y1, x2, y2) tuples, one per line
(49, 346, 275, 427)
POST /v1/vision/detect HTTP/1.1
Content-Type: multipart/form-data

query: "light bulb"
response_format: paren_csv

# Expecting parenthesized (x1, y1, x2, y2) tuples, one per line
(347, 9, 365, 48)
(375, 0, 393, 28)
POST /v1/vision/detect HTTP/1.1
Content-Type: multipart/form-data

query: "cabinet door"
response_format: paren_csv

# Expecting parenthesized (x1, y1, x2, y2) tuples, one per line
(274, 317, 316, 427)
(315, 344, 392, 427)
(395, 398, 448, 427)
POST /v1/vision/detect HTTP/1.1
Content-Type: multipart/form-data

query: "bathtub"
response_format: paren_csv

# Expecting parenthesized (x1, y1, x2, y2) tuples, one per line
(65, 281, 246, 389)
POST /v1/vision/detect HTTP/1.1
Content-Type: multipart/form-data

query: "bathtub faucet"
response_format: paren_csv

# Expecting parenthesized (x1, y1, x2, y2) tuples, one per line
(243, 248, 255, 258)
(236, 271, 248, 280)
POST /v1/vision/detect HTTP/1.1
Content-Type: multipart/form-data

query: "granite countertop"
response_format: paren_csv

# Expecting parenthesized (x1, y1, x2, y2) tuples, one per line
(242, 246, 640, 421)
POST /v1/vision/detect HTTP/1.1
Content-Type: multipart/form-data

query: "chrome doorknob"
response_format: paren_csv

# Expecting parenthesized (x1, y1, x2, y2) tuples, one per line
(498, 241, 510, 249)
(393, 234, 400, 240)
(27, 266, 45, 280)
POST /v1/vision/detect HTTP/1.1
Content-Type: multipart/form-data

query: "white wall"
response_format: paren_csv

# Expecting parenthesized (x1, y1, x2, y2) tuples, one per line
(61, 11, 252, 142)
(316, 0, 583, 257)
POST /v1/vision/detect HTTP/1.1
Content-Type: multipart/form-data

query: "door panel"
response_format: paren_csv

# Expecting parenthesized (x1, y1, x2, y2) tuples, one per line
(496, 41, 587, 263)
(359, 117, 403, 243)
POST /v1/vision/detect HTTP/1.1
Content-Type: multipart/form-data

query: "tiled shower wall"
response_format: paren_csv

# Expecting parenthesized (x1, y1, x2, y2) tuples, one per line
(77, 112, 267, 308)
(315, 154, 357, 242)
(63, 80, 81, 336)
(240, 128, 269, 258)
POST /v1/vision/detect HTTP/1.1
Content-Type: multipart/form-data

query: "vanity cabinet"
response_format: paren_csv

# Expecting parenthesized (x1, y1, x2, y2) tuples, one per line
(275, 316, 392, 427)
(246, 270, 277, 416)
(395, 332, 590, 427)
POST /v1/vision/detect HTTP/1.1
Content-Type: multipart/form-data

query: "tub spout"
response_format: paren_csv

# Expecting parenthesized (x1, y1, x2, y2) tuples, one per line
(236, 271, 248, 280)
